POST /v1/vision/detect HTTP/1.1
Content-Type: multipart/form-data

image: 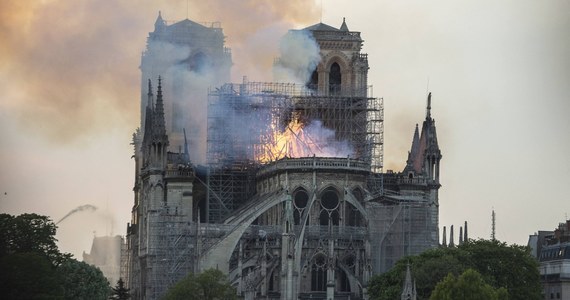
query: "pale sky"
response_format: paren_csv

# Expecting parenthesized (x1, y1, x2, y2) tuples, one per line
(1, 0, 569, 259)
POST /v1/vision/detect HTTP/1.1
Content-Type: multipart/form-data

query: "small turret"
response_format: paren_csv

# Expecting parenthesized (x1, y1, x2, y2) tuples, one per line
(141, 77, 169, 170)
(402, 93, 442, 182)
(422, 93, 441, 182)
(426, 92, 432, 120)
(340, 17, 349, 31)
(401, 264, 417, 300)
(404, 124, 420, 174)
(182, 128, 190, 162)
(153, 76, 167, 137)
(154, 11, 166, 31)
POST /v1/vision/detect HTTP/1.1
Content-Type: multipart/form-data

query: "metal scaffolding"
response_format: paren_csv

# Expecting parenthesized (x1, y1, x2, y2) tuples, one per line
(367, 174, 440, 273)
(206, 81, 383, 223)
(145, 212, 196, 299)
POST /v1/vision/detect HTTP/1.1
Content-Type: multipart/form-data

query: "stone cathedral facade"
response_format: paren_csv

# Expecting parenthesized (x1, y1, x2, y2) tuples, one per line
(125, 14, 442, 300)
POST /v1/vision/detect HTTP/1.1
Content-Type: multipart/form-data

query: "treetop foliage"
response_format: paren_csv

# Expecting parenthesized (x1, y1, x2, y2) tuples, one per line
(163, 268, 236, 300)
(0, 213, 112, 300)
(58, 258, 110, 300)
(368, 239, 541, 300)
(0, 213, 70, 265)
(429, 269, 508, 300)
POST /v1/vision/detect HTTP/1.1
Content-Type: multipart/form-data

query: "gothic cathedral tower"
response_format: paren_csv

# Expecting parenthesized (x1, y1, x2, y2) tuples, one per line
(304, 18, 369, 97)
(140, 12, 232, 161)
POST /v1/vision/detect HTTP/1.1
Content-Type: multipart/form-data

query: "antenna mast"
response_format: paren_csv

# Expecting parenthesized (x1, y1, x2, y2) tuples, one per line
(491, 209, 496, 240)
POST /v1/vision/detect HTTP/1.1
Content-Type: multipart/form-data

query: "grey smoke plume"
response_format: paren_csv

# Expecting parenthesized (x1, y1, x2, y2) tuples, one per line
(273, 30, 320, 84)
(300, 120, 355, 158)
(56, 204, 98, 225)
(143, 39, 224, 163)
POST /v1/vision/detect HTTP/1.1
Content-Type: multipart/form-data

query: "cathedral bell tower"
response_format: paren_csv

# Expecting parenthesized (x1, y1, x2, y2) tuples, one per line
(303, 18, 369, 97)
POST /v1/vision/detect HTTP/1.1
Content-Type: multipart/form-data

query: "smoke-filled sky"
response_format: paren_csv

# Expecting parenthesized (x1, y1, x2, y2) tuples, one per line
(1, 0, 569, 259)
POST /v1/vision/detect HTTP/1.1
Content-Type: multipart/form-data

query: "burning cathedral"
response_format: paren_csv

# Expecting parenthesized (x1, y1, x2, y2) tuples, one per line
(125, 13, 442, 300)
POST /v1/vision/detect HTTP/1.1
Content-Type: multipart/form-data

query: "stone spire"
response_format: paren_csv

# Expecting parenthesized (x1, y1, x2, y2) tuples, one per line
(154, 11, 166, 31)
(426, 92, 432, 120)
(141, 77, 169, 170)
(442, 226, 447, 247)
(153, 76, 167, 137)
(401, 263, 417, 300)
(459, 227, 464, 245)
(422, 92, 442, 182)
(183, 128, 190, 162)
(340, 17, 349, 31)
(404, 124, 421, 173)
(142, 79, 154, 149)
(449, 225, 455, 247)
(147, 79, 154, 107)
(403, 93, 442, 179)
(464, 221, 469, 242)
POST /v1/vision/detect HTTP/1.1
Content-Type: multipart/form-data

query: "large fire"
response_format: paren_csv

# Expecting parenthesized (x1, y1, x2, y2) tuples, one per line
(256, 111, 353, 163)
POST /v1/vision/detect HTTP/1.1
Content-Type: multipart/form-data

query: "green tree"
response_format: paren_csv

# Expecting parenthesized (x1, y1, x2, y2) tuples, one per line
(368, 248, 468, 300)
(0, 252, 64, 299)
(58, 258, 111, 300)
(163, 268, 236, 300)
(368, 239, 540, 300)
(430, 269, 508, 300)
(110, 278, 131, 300)
(0, 213, 69, 265)
(0, 213, 111, 299)
(460, 240, 539, 300)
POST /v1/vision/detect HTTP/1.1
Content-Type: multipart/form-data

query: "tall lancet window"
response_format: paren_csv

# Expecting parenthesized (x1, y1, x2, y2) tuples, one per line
(329, 62, 341, 95)
(311, 255, 327, 291)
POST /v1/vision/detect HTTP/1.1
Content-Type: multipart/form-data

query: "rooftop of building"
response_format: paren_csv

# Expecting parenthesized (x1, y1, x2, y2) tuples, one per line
(298, 18, 362, 42)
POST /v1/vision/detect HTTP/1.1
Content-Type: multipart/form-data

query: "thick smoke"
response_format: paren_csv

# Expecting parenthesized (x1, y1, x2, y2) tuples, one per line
(300, 120, 355, 158)
(142, 40, 217, 162)
(0, 0, 320, 144)
(273, 30, 321, 84)
(56, 204, 98, 225)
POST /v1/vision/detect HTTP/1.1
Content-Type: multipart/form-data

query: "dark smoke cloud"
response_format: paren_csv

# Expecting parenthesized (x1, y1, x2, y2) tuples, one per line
(56, 204, 98, 225)
(0, 0, 319, 144)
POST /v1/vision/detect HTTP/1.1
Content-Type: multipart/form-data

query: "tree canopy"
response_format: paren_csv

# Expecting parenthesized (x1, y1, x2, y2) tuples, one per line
(0, 252, 64, 299)
(163, 268, 236, 300)
(0, 213, 111, 299)
(58, 258, 110, 300)
(368, 239, 541, 300)
(0, 213, 69, 265)
(429, 269, 508, 300)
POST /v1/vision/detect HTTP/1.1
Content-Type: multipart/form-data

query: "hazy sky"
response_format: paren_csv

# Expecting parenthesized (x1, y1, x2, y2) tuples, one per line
(1, 0, 569, 259)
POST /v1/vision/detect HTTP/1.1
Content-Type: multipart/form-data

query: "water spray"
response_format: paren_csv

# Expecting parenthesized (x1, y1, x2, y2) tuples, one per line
(56, 204, 98, 225)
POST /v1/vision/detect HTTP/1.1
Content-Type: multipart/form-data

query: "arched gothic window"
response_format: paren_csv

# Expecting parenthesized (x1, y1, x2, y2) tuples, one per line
(311, 255, 327, 291)
(329, 62, 341, 94)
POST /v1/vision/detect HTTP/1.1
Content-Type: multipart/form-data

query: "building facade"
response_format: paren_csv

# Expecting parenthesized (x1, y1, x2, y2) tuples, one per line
(125, 14, 442, 300)
(529, 220, 570, 300)
(83, 235, 124, 286)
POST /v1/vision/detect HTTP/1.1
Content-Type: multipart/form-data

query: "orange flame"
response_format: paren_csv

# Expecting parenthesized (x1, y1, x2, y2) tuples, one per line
(256, 112, 352, 163)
